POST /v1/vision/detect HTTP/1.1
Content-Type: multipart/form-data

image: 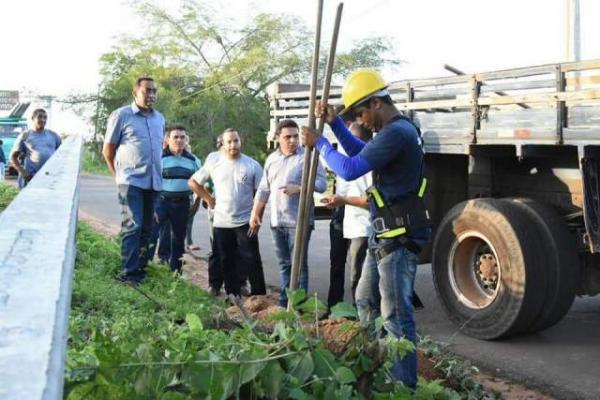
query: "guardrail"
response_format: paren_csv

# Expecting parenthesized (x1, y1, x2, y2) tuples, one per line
(0, 135, 83, 400)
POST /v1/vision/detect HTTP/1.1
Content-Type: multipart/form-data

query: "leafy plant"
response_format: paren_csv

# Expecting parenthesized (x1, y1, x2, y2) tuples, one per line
(67, 224, 472, 399)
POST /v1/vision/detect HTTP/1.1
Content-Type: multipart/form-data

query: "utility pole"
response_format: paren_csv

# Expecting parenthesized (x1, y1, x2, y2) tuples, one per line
(94, 84, 101, 153)
(566, 0, 581, 63)
(566, 0, 581, 89)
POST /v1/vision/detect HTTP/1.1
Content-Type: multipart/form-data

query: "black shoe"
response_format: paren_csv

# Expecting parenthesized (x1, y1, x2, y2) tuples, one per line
(116, 275, 142, 287)
(319, 310, 331, 321)
(412, 291, 425, 311)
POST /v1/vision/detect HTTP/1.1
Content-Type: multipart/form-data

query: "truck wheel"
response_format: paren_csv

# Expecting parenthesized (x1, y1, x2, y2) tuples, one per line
(432, 198, 547, 339)
(508, 198, 579, 332)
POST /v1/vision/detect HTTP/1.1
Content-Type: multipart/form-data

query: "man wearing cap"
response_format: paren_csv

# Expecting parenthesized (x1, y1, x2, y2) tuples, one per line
(301, 69, 430, 389)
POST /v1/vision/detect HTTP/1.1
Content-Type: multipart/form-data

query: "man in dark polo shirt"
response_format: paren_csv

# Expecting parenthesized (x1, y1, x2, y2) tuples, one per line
(152, 125, 200, 272)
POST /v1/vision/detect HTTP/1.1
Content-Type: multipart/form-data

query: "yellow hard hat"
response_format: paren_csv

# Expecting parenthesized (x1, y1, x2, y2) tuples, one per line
(341, 69, 388, 110)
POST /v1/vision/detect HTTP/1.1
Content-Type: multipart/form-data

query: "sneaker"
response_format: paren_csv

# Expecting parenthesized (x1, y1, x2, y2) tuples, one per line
(186, 244, 201, 251)
(239, 284, 251, 297)
(209, 287, 220, 297)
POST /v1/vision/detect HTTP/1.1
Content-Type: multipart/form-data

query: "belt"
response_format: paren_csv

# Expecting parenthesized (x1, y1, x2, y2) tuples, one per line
(371, 235, 421, 263)
(159, 194, 191, 203)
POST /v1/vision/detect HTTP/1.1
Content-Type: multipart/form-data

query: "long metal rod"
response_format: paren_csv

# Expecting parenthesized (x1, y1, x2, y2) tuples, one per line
(296, 3, 344, 295)
(288, 0, 323, 308)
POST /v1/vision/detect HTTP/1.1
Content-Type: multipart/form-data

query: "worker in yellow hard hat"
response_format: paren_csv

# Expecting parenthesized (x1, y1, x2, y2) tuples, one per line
(302, 68, 431, 390)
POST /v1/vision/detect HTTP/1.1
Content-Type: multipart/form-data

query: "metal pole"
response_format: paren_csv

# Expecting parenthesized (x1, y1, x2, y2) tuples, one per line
(566, 0, 581, 63)
(566, 0, 581, 89)
(296, 3, 344, 295)
(288, 0, 323, 307)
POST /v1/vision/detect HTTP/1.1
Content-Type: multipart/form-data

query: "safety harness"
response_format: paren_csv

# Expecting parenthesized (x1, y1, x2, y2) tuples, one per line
(367, 115, 431, 261)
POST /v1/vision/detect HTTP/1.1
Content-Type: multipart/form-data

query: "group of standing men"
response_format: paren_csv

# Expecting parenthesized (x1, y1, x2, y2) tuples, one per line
(101, 77, 326, 309)
(101, 68, 430, 390)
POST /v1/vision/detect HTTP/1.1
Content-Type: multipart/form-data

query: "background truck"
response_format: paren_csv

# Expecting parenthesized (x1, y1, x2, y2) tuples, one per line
(0, 102, 30, 176)
(267, 59, 600, 339)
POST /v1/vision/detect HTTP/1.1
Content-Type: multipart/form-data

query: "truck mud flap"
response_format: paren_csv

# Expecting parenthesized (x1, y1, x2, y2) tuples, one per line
(582, 157, 600, 252)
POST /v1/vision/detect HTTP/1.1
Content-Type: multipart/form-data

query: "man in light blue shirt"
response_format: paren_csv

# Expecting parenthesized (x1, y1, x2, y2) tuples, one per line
(250, 119, 327, 306)
(103, 77, 165, 285)
(10, 109, 61, 188)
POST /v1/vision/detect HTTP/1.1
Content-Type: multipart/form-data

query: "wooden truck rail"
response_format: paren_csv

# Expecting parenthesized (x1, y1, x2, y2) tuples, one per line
(269, 59, 600, 155)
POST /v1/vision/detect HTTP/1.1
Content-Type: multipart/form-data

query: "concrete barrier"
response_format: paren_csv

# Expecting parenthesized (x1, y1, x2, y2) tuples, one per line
(0, 135, 82, 400)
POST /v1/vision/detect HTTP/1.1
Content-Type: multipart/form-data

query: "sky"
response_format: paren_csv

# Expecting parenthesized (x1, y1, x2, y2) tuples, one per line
(0, 0, 599, 135)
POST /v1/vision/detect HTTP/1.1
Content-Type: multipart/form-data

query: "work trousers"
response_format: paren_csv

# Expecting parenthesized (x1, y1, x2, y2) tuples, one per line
(212, 224, 266, 296)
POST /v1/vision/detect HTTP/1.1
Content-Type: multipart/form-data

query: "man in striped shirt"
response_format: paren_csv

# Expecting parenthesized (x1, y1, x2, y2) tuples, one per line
(153, 125, 201, 272)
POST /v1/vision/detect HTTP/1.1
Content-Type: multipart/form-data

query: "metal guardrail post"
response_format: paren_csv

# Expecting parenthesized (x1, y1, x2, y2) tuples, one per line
(0, 135, 83, 400)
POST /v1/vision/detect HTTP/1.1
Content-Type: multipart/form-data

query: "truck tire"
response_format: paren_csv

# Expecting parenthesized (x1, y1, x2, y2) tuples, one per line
(432, 198, 547, 339)
(508, 198, 579, 332)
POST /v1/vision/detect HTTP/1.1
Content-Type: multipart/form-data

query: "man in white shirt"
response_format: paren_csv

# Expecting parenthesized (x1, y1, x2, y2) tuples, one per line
(189, 129, 266, 297)
(321, 122, 373, 304)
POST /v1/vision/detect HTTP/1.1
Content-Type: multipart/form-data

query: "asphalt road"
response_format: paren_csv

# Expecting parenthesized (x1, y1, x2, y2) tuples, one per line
(79, 174, 600, 399)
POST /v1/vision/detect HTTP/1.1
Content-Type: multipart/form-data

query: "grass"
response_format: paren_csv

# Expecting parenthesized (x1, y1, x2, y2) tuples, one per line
(82, 148, 111, 176)
(67, 225, 471, 399)
(0, 182, 19, 212)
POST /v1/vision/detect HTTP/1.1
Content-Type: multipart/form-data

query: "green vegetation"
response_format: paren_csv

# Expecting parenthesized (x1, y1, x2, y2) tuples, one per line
(69, 0, 399, 162)
(81, 145, 110, 176)
(66, 224, 467, 399)
(0, 182, 18, 211)
(419, 337, 493, 399)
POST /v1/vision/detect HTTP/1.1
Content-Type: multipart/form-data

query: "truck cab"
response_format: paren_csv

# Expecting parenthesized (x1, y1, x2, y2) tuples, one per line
(0, 102, 30, 176)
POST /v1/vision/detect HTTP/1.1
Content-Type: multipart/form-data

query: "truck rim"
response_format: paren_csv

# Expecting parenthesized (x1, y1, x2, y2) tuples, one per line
(448, 230, 501, 309)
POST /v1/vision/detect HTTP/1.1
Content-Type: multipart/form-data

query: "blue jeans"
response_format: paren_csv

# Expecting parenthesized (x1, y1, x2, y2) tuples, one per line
(271, 226, 311, 307)
(151, 196, 190, 272)
(117, 184, 158, 282)
(355, 238, 418, 389)
(156, 219, 171, 263)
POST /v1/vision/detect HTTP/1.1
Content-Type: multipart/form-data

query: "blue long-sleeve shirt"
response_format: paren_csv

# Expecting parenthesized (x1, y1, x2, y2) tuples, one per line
(316, 116, 373, 181)
(317, 115, 429, 244)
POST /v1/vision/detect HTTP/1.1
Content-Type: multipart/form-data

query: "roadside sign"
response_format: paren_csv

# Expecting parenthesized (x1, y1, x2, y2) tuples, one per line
(0, 91, 19, 111)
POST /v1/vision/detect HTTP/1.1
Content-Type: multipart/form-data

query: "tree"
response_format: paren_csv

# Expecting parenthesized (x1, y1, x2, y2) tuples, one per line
(81, 0, 399, 161)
